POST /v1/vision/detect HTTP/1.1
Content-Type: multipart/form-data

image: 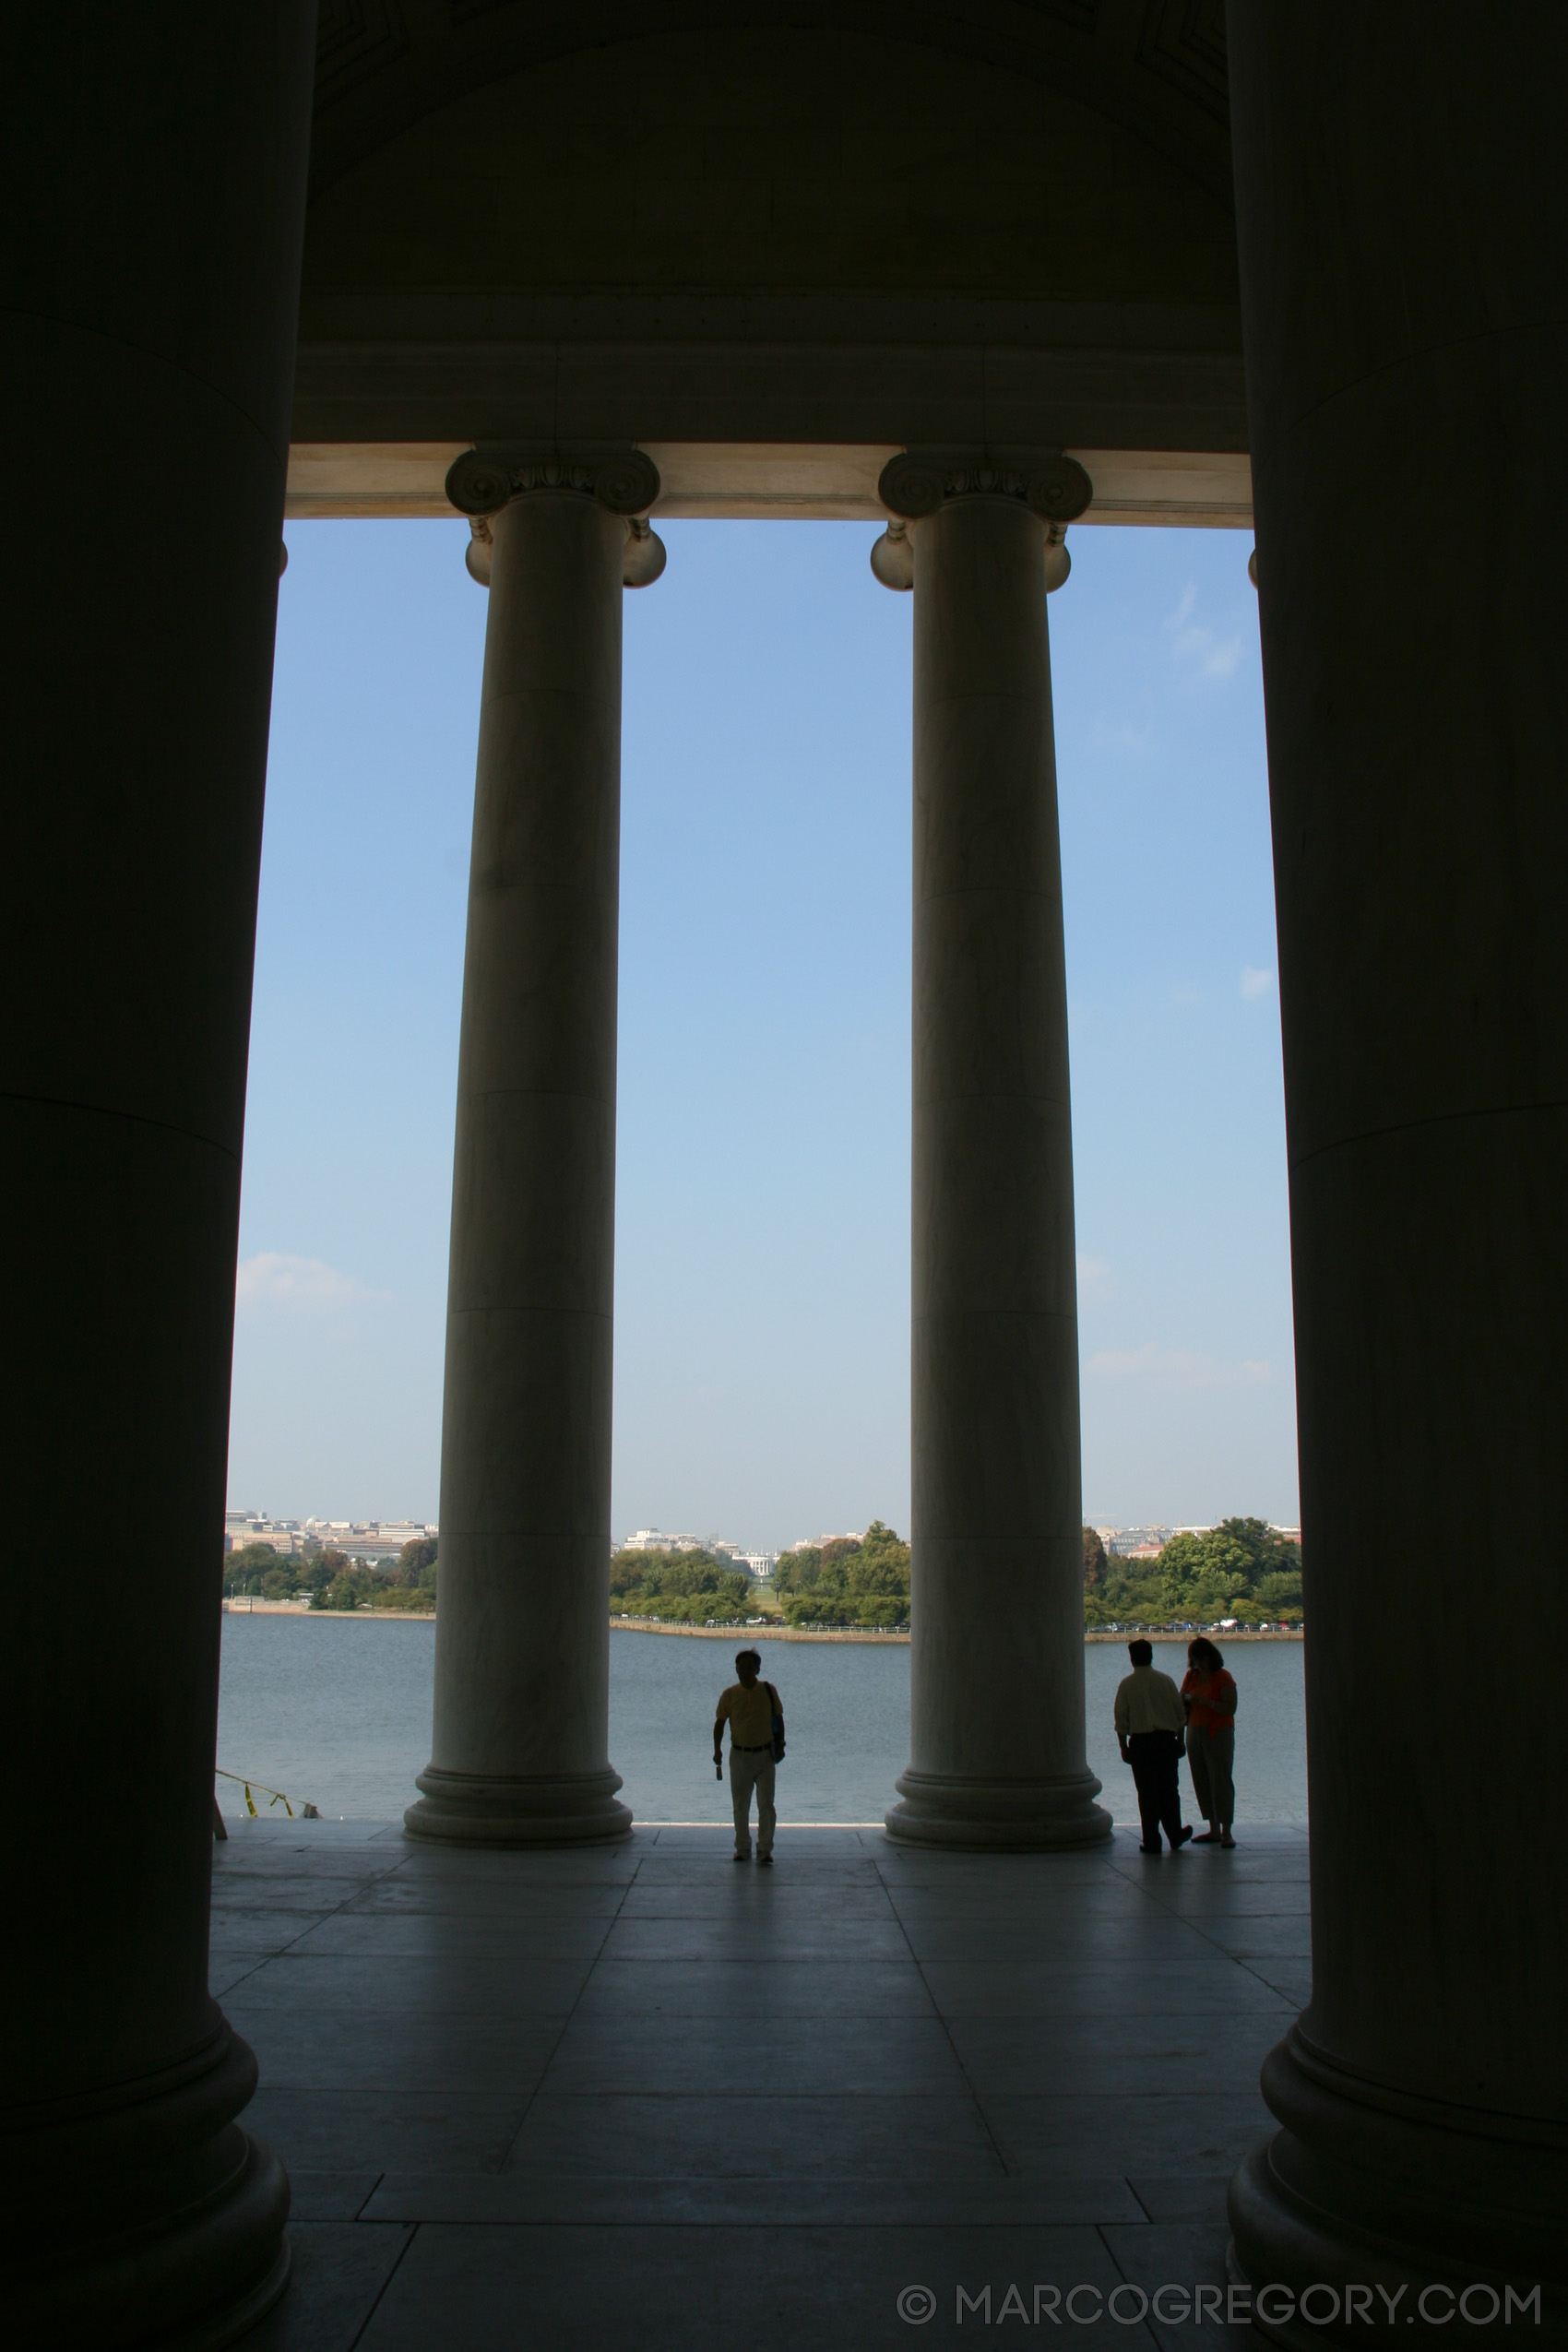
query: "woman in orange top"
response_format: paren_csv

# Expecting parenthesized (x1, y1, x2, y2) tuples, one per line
(1182, 1637, 1238, 1847)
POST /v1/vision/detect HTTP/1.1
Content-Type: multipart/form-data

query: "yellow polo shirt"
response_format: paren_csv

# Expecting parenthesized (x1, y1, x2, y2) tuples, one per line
(717, 1682, 775, 1748)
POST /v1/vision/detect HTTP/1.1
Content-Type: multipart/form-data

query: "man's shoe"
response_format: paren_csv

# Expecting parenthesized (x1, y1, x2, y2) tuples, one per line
(1192, 1829, 1220, 1843)
(1173, 1825, 1194, 1848)
(733, 1851, 750, 1862)
(1220, 1833, 1237, 1848)
(1138, 1843, 1162, 1855)
(757, 1854, 773, 1867)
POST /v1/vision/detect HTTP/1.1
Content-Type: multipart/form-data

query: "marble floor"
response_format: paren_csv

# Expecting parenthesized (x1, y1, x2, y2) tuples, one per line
(220, 1818, 1311, 2350)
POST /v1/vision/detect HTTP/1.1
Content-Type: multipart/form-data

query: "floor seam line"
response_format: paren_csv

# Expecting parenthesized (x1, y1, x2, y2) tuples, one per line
(493, 1846, 647, 2170)
(345, 2217, 419, 2348)
(873, 1856, 1013, 2181)
(1093, 2221, 1162, 2349)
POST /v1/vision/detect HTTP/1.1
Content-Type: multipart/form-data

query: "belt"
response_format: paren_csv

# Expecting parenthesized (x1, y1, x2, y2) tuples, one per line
(732, 1741, 773, 1752)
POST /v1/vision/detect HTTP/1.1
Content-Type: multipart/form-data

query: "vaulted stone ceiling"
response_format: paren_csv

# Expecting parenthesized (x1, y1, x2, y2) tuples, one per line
(293, 1, 1242, 461)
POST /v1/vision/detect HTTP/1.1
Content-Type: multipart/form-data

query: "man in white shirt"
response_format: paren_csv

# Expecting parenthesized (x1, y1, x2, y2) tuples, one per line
(713, 1649, 784, 1864)
(1113, 1638, 1194, 1855)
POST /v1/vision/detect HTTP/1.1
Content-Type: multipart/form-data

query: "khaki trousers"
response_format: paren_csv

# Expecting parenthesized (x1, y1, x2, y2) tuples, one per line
(729, 1747, 776, 1857)
(1187, 1723, 1236, 1826)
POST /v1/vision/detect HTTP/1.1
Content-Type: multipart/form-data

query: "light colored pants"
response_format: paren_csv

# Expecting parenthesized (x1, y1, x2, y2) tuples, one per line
(1188, 1723, 1236, 1826)
(730, 1747, 776, 1857)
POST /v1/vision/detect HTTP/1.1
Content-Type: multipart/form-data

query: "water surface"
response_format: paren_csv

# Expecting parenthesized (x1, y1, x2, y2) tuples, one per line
(216, 1616, 1307, 1828)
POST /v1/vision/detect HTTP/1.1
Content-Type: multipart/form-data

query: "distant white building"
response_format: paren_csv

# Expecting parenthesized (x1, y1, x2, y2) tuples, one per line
(226, 1513, 435, 1562)
(223, 1513, 303, 1557)
(617, 1530, 778, 1579)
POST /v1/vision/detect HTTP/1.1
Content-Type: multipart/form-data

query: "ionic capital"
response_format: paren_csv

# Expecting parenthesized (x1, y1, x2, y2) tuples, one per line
(445, 445, 661, 521)
(872, 449, 1088, 593)
(452, 447, 667, 589)
(877, 447, 1092, 526)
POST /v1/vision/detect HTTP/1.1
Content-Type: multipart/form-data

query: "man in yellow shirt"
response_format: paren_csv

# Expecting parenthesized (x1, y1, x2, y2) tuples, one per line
(714, 1649, 783, 1864)
(1113, 1637, 1194, 1855)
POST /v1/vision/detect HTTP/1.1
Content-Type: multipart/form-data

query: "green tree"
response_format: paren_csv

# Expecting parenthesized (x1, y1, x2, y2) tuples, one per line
(608, 1547, 753, 1621)
(398, 1538, 437, 1586)
(778, 1523, 910, 1628)
(1083, 1526, 1107, 1591)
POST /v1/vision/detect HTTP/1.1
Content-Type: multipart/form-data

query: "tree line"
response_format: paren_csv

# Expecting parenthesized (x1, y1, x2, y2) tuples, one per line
(608, 1521, 912, 1629)
(224, 1538, 437, 1612)
(773, 1522, 909, 1628)
(609, 1547, 755, 1623)
(1082, 1517, 1302, 1628)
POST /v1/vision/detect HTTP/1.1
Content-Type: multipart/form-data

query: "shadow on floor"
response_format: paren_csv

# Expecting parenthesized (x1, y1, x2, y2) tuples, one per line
(221, 1819, 1309, 2349)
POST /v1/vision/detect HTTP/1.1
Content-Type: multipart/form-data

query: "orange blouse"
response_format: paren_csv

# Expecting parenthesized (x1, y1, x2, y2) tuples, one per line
(1182, 1668, 1237, 1736)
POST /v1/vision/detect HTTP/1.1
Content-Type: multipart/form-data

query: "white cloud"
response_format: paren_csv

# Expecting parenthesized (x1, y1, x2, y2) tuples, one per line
(1076, 1253, 1115, 1302)
(236, 1253, 392, 1312)
(1087, 1343, 1274, 1395)
(1166, 583, 1242, 679)
(1241, 966, 1275, 1000)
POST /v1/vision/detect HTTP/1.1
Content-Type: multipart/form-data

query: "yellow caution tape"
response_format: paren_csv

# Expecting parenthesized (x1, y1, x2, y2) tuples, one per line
(216, 1767, 299, 1821)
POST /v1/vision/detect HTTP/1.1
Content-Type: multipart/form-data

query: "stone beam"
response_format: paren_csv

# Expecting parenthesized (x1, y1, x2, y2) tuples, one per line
(285, 443, 1253, 529)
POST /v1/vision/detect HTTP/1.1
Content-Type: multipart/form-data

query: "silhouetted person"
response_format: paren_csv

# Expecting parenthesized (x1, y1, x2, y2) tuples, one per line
(1114, 1637, 1193, 1854)
(714, 1648, 784, 1864)
(1182, 1636, 1239, 1846)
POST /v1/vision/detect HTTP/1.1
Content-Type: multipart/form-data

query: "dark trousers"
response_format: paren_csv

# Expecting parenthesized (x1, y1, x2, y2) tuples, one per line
(1127, 1731, 1186, 1849)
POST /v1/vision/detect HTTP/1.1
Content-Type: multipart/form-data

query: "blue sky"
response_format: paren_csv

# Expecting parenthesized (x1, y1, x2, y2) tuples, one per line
(230, 514, 1295, 1541)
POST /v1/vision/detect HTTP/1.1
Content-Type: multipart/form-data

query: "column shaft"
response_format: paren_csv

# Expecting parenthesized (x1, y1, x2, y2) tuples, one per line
(1226, 3, 1568, 2329)
(407, 488, 632, 1846)
(0, 10, 315, 2346)
(887, 493, 1109, 1849)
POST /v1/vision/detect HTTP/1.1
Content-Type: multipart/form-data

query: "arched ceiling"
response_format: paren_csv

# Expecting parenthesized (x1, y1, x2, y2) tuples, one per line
(291, 0, 1248, 518)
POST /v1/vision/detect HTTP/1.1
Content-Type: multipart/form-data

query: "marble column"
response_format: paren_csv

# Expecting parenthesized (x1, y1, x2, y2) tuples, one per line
(407, 451, 664, 1847)
(0, 12, 315, 2346)
(875, 455, 1111, 1850)
(1225, 6, 1568, 2334)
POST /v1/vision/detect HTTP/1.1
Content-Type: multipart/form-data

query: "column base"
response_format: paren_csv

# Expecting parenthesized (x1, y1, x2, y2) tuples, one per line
(3, 2025, 291, 2352)
(405, 1764, 633, 1847)
(1229, 2026, 1567, 2344)
(885, 1766, 1111, 1850)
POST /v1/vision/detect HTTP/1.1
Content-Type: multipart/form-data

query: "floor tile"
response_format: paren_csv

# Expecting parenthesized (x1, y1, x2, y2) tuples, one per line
(235, 2221, 411, 2352)
(211, 1913, 338, 1956)
(539, 2012, 970, 2097)
(918, 1961, 1294, 2019)
(232, 1954, 592, 2013)
(342, 1879, 631, 1918)
(242, 2087, 531, 2173)
(212, 1879, 374, 1912)
(361, 2171, 1145, 2227)
(984, 2091, 1274, 2177)
(572, 1958, 933, 2018)
(293, 1913, 613, 1959)
(502, 2092, 1007, 2179)
(944, 2018, 1277, 2098)
(282, 2171, 386, 2221)
(1195, 1919, 1312, 1958)
(598, 1916, 912, 1963)
(356, 2221, 1134, 2351)
(1128, 2175, 1237, 2225)
(1101, 2220, 1256, 2348)
(228, 2005, 562, 2094)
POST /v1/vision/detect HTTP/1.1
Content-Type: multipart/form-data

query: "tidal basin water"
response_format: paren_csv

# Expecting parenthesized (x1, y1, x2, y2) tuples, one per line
(217, 1616, 1308, 1829)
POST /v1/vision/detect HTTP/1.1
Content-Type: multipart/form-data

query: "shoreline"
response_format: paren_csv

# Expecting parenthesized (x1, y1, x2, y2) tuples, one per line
(222, 1603, 1301, 1644)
